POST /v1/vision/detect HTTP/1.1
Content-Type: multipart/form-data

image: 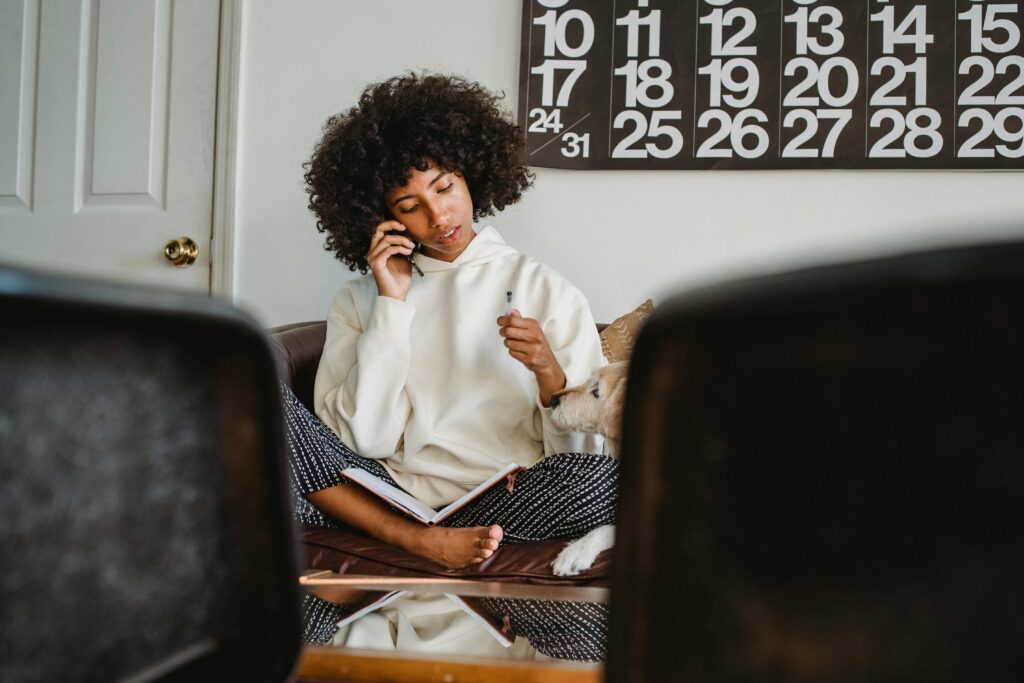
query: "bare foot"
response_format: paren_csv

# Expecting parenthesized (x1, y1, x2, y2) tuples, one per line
(398, 524, 503, 569)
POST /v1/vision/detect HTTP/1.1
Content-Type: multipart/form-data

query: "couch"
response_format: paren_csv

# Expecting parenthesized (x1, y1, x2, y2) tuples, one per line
(271, 320, 620, 585)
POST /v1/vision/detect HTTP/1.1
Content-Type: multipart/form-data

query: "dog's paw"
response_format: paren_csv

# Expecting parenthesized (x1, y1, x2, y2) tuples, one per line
(551, 525, 615, 576)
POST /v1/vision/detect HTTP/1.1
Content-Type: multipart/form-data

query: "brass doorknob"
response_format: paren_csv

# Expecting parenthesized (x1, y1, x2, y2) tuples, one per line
(164, 237, 199, 267)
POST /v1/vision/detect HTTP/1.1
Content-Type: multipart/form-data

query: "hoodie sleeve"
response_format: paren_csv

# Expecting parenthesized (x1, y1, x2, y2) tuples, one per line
(536, 285, 607, 457)
(313, 290, 415, 459)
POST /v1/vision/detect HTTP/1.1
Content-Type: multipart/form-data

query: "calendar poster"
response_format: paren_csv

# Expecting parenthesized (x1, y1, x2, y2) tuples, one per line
(518, 0, 1024, 169)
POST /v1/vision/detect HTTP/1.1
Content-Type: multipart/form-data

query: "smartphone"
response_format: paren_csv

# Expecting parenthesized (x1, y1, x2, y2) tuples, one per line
(407, 243, 423, 276)
(387, 229, 423, 276)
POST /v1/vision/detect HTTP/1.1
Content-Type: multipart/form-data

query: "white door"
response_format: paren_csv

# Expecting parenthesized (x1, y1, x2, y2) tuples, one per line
(0, 0, 220, 292)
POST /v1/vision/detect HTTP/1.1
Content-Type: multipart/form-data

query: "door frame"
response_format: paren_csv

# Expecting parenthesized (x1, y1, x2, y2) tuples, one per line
(211, 0, 241, 298)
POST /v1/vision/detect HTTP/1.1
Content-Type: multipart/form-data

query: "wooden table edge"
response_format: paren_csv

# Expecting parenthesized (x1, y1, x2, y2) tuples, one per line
(295, 646, 603, 683)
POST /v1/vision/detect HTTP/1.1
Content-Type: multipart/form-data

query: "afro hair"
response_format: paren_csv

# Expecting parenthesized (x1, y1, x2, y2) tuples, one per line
(303, 73, 533, 272)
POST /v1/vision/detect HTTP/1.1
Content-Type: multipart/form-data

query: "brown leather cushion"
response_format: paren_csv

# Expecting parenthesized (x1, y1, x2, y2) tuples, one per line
(302, 525, 609, 586)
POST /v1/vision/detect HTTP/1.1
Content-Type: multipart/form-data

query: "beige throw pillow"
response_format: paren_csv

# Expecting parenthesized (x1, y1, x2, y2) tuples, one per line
(600, 299, 655, 363)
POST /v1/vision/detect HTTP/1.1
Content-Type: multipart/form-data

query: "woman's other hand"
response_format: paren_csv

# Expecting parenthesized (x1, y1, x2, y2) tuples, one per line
(497, 310, 567, 407)
(368, 221, 416, 301)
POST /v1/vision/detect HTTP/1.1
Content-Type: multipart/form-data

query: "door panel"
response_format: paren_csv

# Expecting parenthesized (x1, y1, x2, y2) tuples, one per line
(0, 0, 219, 293)
(0, 0, 39, 213)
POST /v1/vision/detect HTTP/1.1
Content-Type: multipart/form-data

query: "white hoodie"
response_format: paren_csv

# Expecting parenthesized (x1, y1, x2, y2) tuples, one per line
(314, 225, 605, 508)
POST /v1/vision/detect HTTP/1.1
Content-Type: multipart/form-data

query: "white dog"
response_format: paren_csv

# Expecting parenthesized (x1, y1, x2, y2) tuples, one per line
(547, 361, 628, 576)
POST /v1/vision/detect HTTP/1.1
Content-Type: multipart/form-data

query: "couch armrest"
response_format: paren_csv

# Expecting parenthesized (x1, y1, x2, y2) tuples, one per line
(269, 321, 326, 413)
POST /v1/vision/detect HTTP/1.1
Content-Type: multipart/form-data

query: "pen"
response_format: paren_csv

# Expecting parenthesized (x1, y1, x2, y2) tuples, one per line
(505, 290, 513, 317)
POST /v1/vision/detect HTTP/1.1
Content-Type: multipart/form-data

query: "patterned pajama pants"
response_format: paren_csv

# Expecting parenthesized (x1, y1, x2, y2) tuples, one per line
(281, 384, 617, 657)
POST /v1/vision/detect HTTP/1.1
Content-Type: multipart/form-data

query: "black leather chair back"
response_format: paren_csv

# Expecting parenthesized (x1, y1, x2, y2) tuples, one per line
(608, 240, 1024, 683)
(0, 266, 301, 682)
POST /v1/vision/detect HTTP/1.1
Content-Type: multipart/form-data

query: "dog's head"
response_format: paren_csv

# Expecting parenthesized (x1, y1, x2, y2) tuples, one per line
(549, 362, 628, 451)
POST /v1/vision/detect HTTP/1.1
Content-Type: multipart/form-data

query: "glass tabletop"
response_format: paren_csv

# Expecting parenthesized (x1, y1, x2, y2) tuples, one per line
(299, 574, 610, 665)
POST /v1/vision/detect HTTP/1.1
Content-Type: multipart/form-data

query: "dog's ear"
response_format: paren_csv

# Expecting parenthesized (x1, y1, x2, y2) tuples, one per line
(599, 368, 628, 441)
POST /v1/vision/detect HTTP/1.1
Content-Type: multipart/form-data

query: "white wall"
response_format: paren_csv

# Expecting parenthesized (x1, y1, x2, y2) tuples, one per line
(233, 0, 1024, 328)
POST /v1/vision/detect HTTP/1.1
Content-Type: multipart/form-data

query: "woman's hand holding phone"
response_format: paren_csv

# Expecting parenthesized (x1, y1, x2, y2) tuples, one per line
(368, 220, 416, 301)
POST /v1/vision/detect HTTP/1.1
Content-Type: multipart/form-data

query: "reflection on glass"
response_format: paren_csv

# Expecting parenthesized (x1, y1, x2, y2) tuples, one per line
(301, 590, 609, 662)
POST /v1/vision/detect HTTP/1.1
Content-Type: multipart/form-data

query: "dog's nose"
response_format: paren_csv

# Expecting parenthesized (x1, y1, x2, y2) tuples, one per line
(549, 393, 561, 409)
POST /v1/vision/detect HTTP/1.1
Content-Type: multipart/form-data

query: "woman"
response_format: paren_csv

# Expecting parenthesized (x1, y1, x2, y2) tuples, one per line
(287, 73, 616, 570)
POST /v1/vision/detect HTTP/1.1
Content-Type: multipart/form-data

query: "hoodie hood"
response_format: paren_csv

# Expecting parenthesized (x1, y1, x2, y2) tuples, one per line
(413, 225, 518, 273)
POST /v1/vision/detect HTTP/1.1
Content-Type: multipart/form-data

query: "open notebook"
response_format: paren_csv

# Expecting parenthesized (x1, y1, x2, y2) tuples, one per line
(341, 463, 521, 525)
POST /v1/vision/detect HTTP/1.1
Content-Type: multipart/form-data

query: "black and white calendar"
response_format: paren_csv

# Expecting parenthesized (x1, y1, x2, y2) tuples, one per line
(517, 0, 1024, 169)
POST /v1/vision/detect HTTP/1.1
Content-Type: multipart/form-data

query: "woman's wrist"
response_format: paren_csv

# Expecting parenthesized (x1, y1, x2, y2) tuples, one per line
(536, 368, 567, 407)
(374, 275, 408, 301)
